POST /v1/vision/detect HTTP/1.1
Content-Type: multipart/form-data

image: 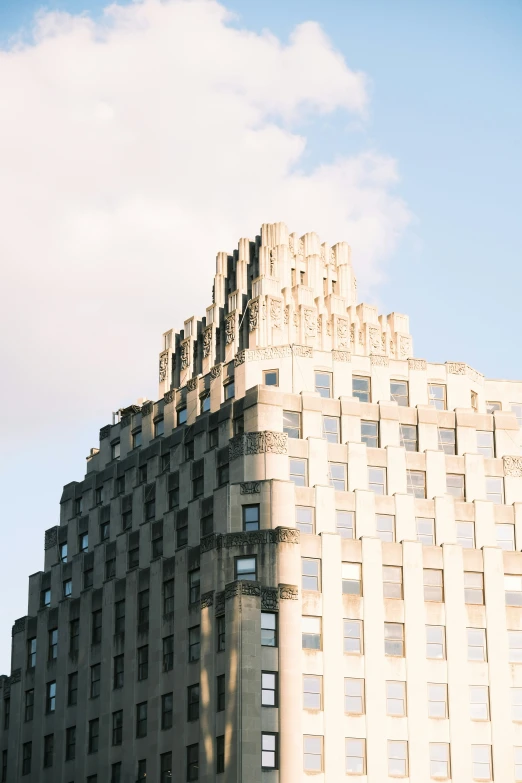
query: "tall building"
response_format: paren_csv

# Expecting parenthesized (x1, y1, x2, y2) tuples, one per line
(3, 221, 522, 783)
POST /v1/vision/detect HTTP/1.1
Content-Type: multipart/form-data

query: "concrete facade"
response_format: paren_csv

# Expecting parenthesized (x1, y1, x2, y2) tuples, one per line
(3, 222, 522, 782)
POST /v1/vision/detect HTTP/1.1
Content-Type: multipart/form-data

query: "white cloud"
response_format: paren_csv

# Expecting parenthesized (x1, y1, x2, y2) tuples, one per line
(0, 0, 411, 433)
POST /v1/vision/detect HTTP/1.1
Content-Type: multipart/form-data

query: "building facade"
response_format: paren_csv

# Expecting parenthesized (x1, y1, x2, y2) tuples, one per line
(3, 221, 522, 782)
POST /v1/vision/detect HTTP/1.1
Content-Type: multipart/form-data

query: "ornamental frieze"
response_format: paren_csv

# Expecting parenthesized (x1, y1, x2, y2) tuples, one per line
(399, 335, 413, 359)
(215, 591, 225, 616)
(229, 431, 288, 460)
(141, 401, 153, 417)
(186, 377, 198, 392)
(164, 389, 175, 404)
(44, 527, 58, 550)
(12, 617, 26, 636)
(249, 299, 259, 331)
(304, 308, 317, 337)
(100, 424, 111, 440)
(159, 350, 169, 382)
(261, 587, 279, 611)
(504, 456, 522, 477)
(446, 362, 466, 375)
(180, 339, 190, 370)
(200, 591, 214, 609)
(292, 344, 313, 358)
(279, 584, 299, 600)
(240, 482, 261, 494)
(203, 326, 212, 359)
(225, 314, 235, 345)
(332, 350, 351, 362)
(408, 358, 427, 370)
(210, 364, 222, 380)
(370, 354, 389, 367)
(200, 527, 300, 552)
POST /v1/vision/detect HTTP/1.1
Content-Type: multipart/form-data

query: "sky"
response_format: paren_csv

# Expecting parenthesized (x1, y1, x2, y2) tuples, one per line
(0, 0, 521, 672)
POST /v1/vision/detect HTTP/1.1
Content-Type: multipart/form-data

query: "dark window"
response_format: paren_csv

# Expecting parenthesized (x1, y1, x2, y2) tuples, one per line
(43, 734, 54, 768)
(63, 578, 72, 598)
(60, 542, 68, 562)
(216, 735, 225, 774)
(27, 637, 36, 668)
(2, 699, 8, 730)
(161, 452, 171, 472)
(201, 510, 213, 537)
(22, 742, 31, 775)
(88, 718, 99, 753)
(24, 689, 34, 722)
(48, 629, 58, 660)
(283, 410, 301, 438)
(187, 684, 199, 721)
(263, 369, 278, 386)
(177, 509, 189, 548)
(83, 567, 93, 589)
(79, 532, 89, 552)
(233, 416, 244, 436)
(163, 579, 175, 615)
(41, 588, 51, 608)
(68, 619, 79, 655)
(90, 663, 101, 698)
(168, 471, 180, 509)
(217, 674, 225, 712)
(155, 418, 164, 437)
(105, 557, 116, 580)
(1, 750, 5, 783)
(192, 459, 204, 499)
(65, 726, 76, 761)
(115, 599, 125, 635)
(161, 752, 173, 783)
(137, 760, 147, 781)
(116, 475, 125, 495)
(111, 441, 121, 460)
(111, 761, 122, 783)
(217, 615, 225, 652)
(113, 654, 124, 689)
(262, 671, 277, 706)
(74, 497, 83, 515)
(189, 569, 201, 604)
(128, 546, 140, 569)
(137, 645, 149, 681)
(224, 380, 235, 400)
(144, 483, 156, 520)
(92, 609, 102, 645)
(112, 710, 123, 746)
(67, 672, 78, 706)
(242, 505, 260, 531)
(136, 701, 148, 738)
(152, 534, 163, 558)
(122, 509, 132, 530)
(100, 521, 110, 541)
(208, 428, 218, 449)
(261, 613, 277, 647)
(138, 589, 149, 626)
(235, 556, 256, 581)
(217, 463, 229, 486)
(189, 626, 200, 662)
(138, 464, 147, 484)
(187, 743, 199, 781)
(87, 776, 98, 783)
(162, 692, 173, 729)
(133, 429, 142, 448)
(163, 635, 174, 672)
(95, 487, 103, 505)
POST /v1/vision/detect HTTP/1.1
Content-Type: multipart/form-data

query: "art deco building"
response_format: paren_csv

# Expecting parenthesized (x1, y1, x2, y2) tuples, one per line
(3, 222, 522, 783)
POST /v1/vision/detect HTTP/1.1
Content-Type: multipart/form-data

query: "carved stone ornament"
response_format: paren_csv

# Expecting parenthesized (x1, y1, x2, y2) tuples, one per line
(210, 364, 222, 380)
(293, 311, 300, 327)
(235, 351, 246, 367)
(120, 415, 131, 429)
(446, 362, 466, 375)
(240, 482, 261, 494)
(249, 299, 259, 332)
(284, 306, 289, 325)
(304, 308, 317, 337)
(180, 339, 190, 370)
(275, 527, 300, 544)
(326, 319, 332, 336)
(337, 318, 349, 349)
(229, 434, 244, 461)
(203, 326, 212, 359)
(12, 617, 26, 636)
(279, 584, 299, 600)
(159, 350, 169, 383)
(408, 358, 427, 371)
(350, 324, 355, 345)
(225, 314, 235, 345)
(44, 526, 58, 550)
(269, 248, 277, 276)
(369, 325, 381, 352)
(261, 587, 279, 611)
(358, 330, 364, 346)
(370, 354, 389, 367)
(269, 298, 283, 328)
(399, 335, 413, 359)
(332, 350, 351, 362)
(187, 377, 198, 392)
(229, 431, 288, 460)
(141, 401, 153, 417)
(292, 344, 313, 358)
(164, 389, 175, 404)
(225, 531, 270, 547)
(200, 533, 218, 554)
(225, 582, 239, 600)
(288, 235, 295, 255)
(215, 591, 225, 616)
(200, 591, 214, 609)
(381, 334, 387, 351)
(9, 668, 21, 685)
(240, 580, 262, 597)
(241, 346, 292, 362)
(503, 456, 522, 477)
(100, 424, 111, 440)
(200, 527, 300, 553)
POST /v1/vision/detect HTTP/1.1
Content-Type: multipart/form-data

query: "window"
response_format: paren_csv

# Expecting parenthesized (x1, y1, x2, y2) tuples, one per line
(162, 578, 174, 616)
(391, 381, 409, 406)
(428, 683, 447, 718)
(472, 745, 492, 781)
(137, 645, 149, 680)
(187, 743, 199, 780)
(344, 619, 362, 654)
(113, 655, 124, 689)
(189, 626, 200, 661)
(329, 462, 346, 491)
(302, 558, 320, 591)
(112, 710, 123, 745)
(361, 420, 378, 447)
(92, 609, 102, 644)
(233, 417, 244, 437)
(65, 726, 76, 761)
(386, 681, 406, 716)
(83, 566, 94, 589)
(486, 401, 501, 414)
(138, 589, 149, 626)
(67, 671, 78, 706)
(376, 514, 394, 543)
(303, 736, 323, 772)
(122, 508, 132, 530)
(200, 393, 210, 413)
(161, 453, 170, 474)
(136, 702, 148, 738)
(438, 427, 456, 455)
(385, 623, 404, 656)
(1, 750, 5, 783)
(342, 562, 362, 595)
(296, 506, 314, 534)
(401, 424, 418, 452)
(41, 588, 51, 607)
(512, 404, 522, 426)
(315, 371, 332, 398)
(506, 575, 522, 606)
(88, 718, 99, 753)
(79, 531, 89, 552)
(353, 376, 370, 403)
(430, 744, 450, 779)
(138, 464, 148, 484)
(369, 467, 386, 495)
(168, 471, 179, 509)
(457, 521, 475, 548)
(289, 458, 307, 486)
(114, 599, 125, 635)
(24, 689, 34, 722)
(346, 738, 366, 775)
(217, 615, 225, 652)
(426, 626, 445, 659)
(48, 628, 58, 660)
(22, 741, 32, 775)
(283, 410, 301, 438)
(465, 572, 484, 604)
(217, 674, 226, 711)
(407, 470, 426, 498)
(303, 675, 321, 710)
(344, 679, 364, 714)
(513, 689, 522, 721)
(67, 618, 79, 655)
(111, 440, 121, 460)
(189, 569, 200, 604)
(428, 384, 446, 410)
(470, 686, 489, 720)
(151, 532, 163, 559)
(417, 517, 435, 545)
(60, 542, 68, 562)
(100, 521, 110, 541)
(261, 612, 277, 646)
(243, 505, 260, 531)
(497, 523, 515, 550)
(446, 473, 465, 499)
(424, 569, 443, 602)
(468, 628, 487, 661)
(486, 477, 503, 505)
(477, 431, 494, 458)
(161, 752, 173, 783)
(302, 616, 321, 649)
(27, 637, 36, 668)
(388, 741, 408, 777)
(95, 487, 103, 505)
(217, 460, 229, 486)
(471, 391, 479, 412)
(383, 566, 403, 599)
(116, 475, 125, 495)
(133, 429, 142, 448)
(90, 663, 101, 698)
(154, 418, 164, 437)
(208, 428, 218, 450)
(163, 635, 174, 671)
(235, 556, 256, 581)
(262, 734, 278, 770)
(111, 762, 122, 783)
(74, 497, 83, 516)
(192, 460, 204, 499)
(337, 510, 354, 539)
(515, 747, 522, 781)
(63, 578, 72, 598)
(216, 736, 225, 774)
(224, 380, 235, 401)
(177, 407, 187, 425)
(162, 692, 173, 729)
(323, 416, 340, 443)
(263, 369, 278, 386)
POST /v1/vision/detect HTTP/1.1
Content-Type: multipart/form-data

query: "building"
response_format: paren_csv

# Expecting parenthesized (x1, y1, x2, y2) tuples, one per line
(3, 221, 522, 783)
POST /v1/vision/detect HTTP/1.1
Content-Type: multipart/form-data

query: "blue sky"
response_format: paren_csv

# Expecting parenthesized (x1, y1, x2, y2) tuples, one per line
(0, 0, 520, 671)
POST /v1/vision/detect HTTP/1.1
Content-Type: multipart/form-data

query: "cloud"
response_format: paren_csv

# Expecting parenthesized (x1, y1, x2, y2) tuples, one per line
(0, 0, 411, 434)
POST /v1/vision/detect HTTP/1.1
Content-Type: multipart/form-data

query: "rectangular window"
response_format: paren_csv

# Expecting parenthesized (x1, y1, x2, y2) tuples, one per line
(296, 506, 314, 534)
(323, 416, 340, 443)
(337, 510, 354, 539)
(386, 681, 406, 716)
(160, 452, 170, 473)
(177, 407, 187, 425)
(497, 523, 515, 550)
(48, 628, 58, 660)
(1, 750, 5, 783)
(342, 562, 362, 595)
(65, 726, 76, 761)
(136, 702, 148, 738)
(138, 465, 148, 484)
(468, 628, 487, 661)
(401, 424, 418, 452)
(262, 734, 278, 770)
(217, 615, 225, 652)
(90, 663, 101, 698)
(407, 470, 426, 498)
(391, 380, 409, 407)
(261, 613, 277, 647)
(137, 645, 149, 680)
(60, 542, 68, 562)
(113, 655, 124, 689)
(208, 428, 218, 450)
(161, 752, 173, 783)
(302, 616, 321, 650)
(344, 679, 364, 714)
(512, 688, 522, 721)
(472, 745, 492, 781)
(132, 429, 142, 448)
(303, 736, 323, 772)
(289, 458, 307, 486)
(113, 600, 125, 636)
(22, 743, 31, 775)
(68, 619, 79, 654)
(470, 685, 489, 720)
(200, 392, 210, 413)
(100, 521, 110, 541)
(128, 546, 139, 570)
(376, 514, 395, 543)
(67, 671, 78, 705)
(189, 626, 200, 662)
(192, 460, 204, 499)
(417, 517, 435, 545)
(168, 471, 179, 509)
(43, 735, 54, 769)
(369, 467, 386, 495)
(430, 744, 450, 779)
(224, 381, 235, 401)
(235, 556, 257, 581)
(477, 431, 494, 458)
(512, 404, 522, 426)
(486, 477, 503, 505)
(105, 558, 116, 580)
(41, 587, 51, 608)
(88, 718, 99, 753)
(361, 420, 378, 448)
(217, 462, 229, 486)
(187, 684, 199, 721)
(79, 532, 89, 552)
(283, 410, 301, 439)
(515, 747, 522, 781)
(447, 473, 465, 499)
(438, 428, 456, 455)
(385, 623, 404, 656)
(424, 569, 443, 602)
(426, 626, 445, 659)
(74, 497, 83, 516)
(63, 578, 72, 598)
(506, 575, 522, 606)
(233, 417, 243, 437)
(353, 376, 370, 403)
(262, 671, 278, 707)
(163, 578, 174, 615)
(163, 635, 174, 671)
(329, 462, 346, 491)
(83, 567, 93, 589)
(428, 683, 448, 718)
(161, 692, 173, 730)
(344, 619, 362, 654)
(315, 371, 332, 398)
(303, 675, 321, 710)
(151, 533, 163, 559)
(24, 689, 34, 722)
(388, 741, 408, 777)
(346, 738, 366, 775)
(383, 566, 403, 599)
(27, 637, 36, 668)
(138, 589, 149, 626)
(302, 558, 320, 591)
(216, 736, 225, 774)
(457, 521, 475, 548)
(429, 384, 446, 410)
(465, 572, 484, 604)
(122, 509, 132, 530)
(111, 762, 122, 783)
(189, 569, 201, 604)
(112, 710, 123, 745)
(91, 609, 102, 645)
(154, 417, 164, 437)
(486, 401, 501, 414)
(242, 504, 260, 531)
(217, 674, 226, 712)
(187, 743, 199, 781)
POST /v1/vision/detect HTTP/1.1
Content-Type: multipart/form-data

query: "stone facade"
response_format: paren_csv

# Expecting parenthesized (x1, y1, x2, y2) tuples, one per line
(3, 222, 522, 782)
